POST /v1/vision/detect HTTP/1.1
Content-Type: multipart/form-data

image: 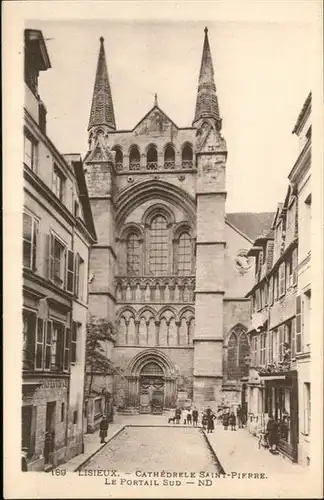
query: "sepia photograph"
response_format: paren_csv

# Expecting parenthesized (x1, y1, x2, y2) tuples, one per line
(3, 1, 323, 498)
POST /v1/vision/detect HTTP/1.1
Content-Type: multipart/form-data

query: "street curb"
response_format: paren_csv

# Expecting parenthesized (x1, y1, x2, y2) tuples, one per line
(202, 430, 226, 475)
(74, 425, 126, 472)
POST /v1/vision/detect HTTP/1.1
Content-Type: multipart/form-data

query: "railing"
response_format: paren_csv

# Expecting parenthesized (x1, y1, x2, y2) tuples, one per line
(115, 160, 195, 172)
(146, 161, 158, 170)
(115, 275, 195, 303)
(164, 161, 175, 170)
(129, 162, 141, 171)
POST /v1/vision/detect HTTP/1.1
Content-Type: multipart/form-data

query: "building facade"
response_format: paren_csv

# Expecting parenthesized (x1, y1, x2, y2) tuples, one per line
(22, 30, 96, 470)
(84, 29, 273, 415)
(289, 93, 312, 466)
(245, 93, 311, 465)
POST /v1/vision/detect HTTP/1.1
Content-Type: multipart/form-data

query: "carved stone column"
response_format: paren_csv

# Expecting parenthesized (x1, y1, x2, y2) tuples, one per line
(155, 320, 160, 346)
(175, 320, 181, 345)
(135, 320, 140, 345)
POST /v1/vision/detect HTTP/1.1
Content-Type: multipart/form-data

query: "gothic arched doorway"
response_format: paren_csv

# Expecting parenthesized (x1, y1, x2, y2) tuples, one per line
(139, 362, 164, 414)
(126, 349, 177, 413)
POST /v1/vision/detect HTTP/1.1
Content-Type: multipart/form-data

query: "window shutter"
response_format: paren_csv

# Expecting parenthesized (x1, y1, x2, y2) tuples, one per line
(64, 327, 71, 371)
(74, 253, 80, 297)
(32, 219, 39, 271)
(35, 318, 45, 370)
(291, 318, 296, 358)
(44, 320, 52, 370)
(296, 295, 302, 353)
(66, 250, 74, 293)
(30, 406, 37, 454)
(269, 277, 273, 305)
(71, 322, 77, 363)
(292, 248, 298, 285)
(44, 234, 52, 280)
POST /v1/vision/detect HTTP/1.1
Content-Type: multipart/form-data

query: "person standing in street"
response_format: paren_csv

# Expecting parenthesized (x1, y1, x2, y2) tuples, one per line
(175, 407, 181, 424)
(206, 407, 215, 434)
(186, 409, 192, 425)
(222, 410, 229, 430)
(237, 405, 243, 428)
(99, 415, 109, 444)
(229, 410, 236, 431)
(192, 407, 199, 427)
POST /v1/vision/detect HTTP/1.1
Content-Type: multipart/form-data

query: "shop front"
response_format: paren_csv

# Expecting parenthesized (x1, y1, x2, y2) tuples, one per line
(261, 370, 298, 462)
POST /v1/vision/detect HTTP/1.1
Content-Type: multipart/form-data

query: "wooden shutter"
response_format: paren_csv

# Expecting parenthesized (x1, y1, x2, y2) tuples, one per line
(279, 263, 285, 296)
(66, 250, 74, 293)
(291, 318, 296, 358)
(71, 322, 77, 363)
(35, 318, 44, 370)
(44, 320, 52, 370)
(32, 219, 39, 271)
(63, 327, 71, 371)
(296, 296, 302, 353)
(56, 323, 65, 370)
(43, 233, 53, 280)
(279, 325, 284, 361)
(74, 253, 80, 297)
(30, 406, 37, 455)
(292, 248, 298, 285)
(269, 277, 273, 305)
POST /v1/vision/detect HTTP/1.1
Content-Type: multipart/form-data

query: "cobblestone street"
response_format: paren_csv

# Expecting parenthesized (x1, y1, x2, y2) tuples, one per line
(81, 426, 220, 473)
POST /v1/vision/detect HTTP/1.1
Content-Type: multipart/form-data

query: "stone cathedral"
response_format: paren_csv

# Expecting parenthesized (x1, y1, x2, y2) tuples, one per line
(84, 28, 272, 413)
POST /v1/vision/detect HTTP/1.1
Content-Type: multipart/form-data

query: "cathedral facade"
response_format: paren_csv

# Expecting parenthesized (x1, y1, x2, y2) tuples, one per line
(84, 28, 271, 413)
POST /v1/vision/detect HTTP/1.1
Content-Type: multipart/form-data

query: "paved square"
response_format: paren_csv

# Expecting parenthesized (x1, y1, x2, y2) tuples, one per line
(81, 426, 221, 473)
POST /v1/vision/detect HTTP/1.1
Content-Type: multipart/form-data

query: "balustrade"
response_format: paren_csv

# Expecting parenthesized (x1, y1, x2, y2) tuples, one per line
(115, 276, 195, 303)
(114, 160, 195, 172)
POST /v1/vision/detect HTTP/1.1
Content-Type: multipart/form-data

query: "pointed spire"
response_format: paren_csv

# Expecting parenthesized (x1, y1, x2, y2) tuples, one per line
(193, 27, 221, 129)
(88, 36, 116, 132)
(154, 93, 158, 107)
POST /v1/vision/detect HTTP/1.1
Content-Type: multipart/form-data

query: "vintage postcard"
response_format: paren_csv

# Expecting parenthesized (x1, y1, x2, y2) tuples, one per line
(3, 0, 323, 498)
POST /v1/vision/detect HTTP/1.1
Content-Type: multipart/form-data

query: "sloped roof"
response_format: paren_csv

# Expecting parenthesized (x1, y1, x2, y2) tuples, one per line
(226, 212, 275, 242)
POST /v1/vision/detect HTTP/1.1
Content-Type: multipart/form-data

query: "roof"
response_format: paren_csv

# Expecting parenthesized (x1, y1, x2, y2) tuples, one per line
(88, 37, 116, 131)
(292, 92, 312, 135)
(193, 27, 221, 129)
(71, 158, 97, 241)
(226, 212, 275, 242)
(24, 29, 51, 71)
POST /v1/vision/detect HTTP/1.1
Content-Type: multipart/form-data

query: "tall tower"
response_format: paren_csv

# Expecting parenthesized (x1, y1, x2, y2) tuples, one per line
(193, 27, 227, 405)
(84, 37, 117, 323)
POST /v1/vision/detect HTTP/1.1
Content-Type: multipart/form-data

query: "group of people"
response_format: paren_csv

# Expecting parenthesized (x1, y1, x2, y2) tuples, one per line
(171, 407, 199, 426)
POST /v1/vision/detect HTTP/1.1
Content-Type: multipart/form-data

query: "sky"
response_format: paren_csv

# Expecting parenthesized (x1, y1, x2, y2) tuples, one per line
(26, 18, 314, 213)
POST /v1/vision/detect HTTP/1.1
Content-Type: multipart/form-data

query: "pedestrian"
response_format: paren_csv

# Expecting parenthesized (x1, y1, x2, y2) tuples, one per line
(229, 411, 236, 431)
(266, 414, 279, 454)
(237, 405, 243, 428)
(206, 408, 215, 434)
(21, 447, 28, 472)
(222, 410, 229, 430)
(186, 409, 192, 425)
(99, 415, 108, 444)
(175, 407, 181, 424)
(192, 407, 198, 427)
(202, 412, 208, 431)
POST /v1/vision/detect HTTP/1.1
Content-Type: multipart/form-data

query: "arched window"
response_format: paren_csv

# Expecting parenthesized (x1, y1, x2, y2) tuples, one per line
(182, 144, 193, 168)
(129, 145, 140, 170)
(177, 232, 192, 275)
(227, 333, 238, 380)
(126, 233, 141, 275)
(112, 146, 123, 170)
(164, 144, 175, 169)
(147, 144, 158, 170)
(238, 332, 249, 377)
(149, 215, 168, 275)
